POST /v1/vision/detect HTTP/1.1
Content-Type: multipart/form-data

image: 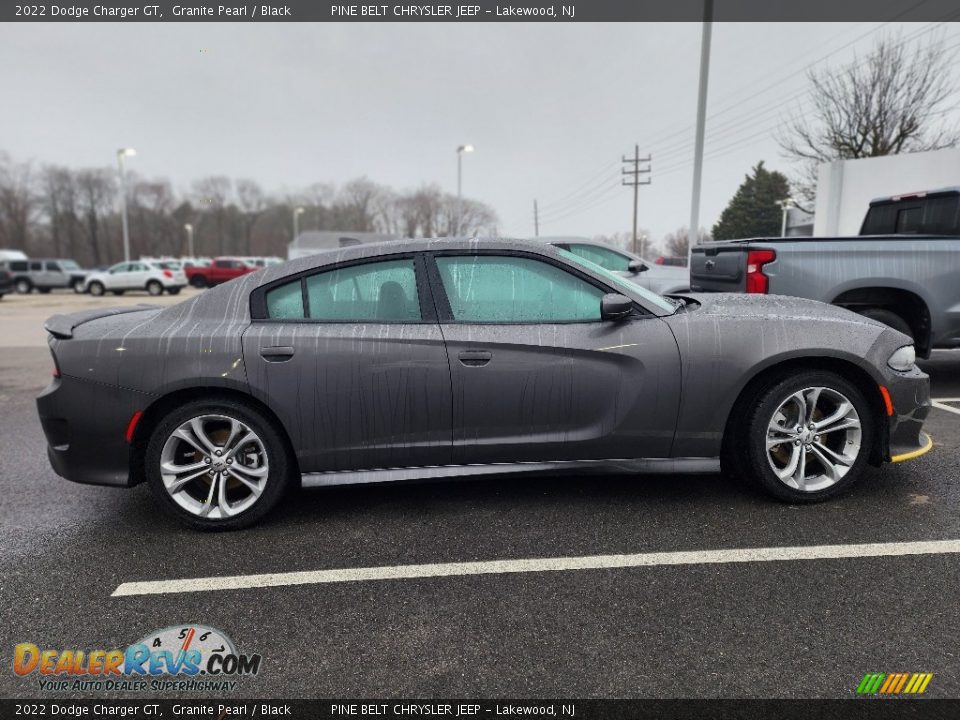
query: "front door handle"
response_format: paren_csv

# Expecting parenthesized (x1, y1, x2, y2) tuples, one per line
(260, 345, 295, 362)
(458, 350, 491, 367)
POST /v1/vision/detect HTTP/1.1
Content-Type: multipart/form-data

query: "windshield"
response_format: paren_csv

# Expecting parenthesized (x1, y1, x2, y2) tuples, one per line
(60, 259, 80, 270)
(558, 249, 677, 314)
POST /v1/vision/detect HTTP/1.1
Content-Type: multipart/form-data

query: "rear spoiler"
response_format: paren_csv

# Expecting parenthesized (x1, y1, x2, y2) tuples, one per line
(44, 304, 158, 339)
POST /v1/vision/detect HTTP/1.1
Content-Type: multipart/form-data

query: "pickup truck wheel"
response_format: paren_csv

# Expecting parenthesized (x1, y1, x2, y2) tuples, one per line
(88, 281, 105, 296)
(72, 279, 85, 293)
(738, 371, 875, 503)
(146, 280, 163, 296)
(857, 308, 913, 340)
(15, 279, 32, 294)
(190, 276, 208, 289)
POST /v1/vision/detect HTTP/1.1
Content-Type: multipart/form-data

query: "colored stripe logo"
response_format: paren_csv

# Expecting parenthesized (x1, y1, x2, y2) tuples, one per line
(857, 672, 933, 694)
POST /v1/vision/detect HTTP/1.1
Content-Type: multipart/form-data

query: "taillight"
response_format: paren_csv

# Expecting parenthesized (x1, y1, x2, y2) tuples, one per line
(745, 249, 776, 294)
(50, 350, 60, 378)
(163, 270, 173, 279)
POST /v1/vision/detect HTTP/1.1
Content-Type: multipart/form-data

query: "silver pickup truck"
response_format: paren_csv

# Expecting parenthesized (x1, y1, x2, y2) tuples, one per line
(690, 187, 960, 358)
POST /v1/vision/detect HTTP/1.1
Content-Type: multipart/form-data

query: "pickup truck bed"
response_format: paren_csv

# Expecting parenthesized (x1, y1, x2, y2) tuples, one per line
(690, 234, 960, 357)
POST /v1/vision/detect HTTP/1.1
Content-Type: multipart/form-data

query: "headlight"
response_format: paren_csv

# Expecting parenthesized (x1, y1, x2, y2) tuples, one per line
(887, 345, 916, 372)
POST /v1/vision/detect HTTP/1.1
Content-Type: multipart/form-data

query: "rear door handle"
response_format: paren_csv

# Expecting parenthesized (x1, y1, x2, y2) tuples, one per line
(260, 345, 295, 362)
(458, 350, 491, 367)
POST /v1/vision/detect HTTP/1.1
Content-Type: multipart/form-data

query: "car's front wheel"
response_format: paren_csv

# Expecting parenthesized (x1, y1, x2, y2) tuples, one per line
(738, 371, 875, 503)
(88, 281, 105, 296)
(15, 279, 31, 294)
(146, 280, 163, 296)
(145, 399, 291, 530)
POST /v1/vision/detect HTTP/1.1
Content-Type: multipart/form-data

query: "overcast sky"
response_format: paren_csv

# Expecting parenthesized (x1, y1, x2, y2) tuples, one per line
(0, 21, 955, 248)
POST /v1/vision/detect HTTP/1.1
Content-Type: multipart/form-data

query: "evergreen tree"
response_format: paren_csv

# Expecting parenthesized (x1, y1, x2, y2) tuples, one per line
(712, 162, 790, 240)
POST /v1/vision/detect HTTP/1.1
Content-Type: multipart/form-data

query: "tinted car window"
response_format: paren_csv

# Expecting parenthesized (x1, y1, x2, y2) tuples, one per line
(266, 281, 304, 319)
(10, 261, 27, 272)
(30, 261, 42, 271)
(436, 255, 603, 323)
(46, 261, 61, 271)
(566, 244, 632, 272)
(110, 263, 130, 273)
(306, 259, 420, 321)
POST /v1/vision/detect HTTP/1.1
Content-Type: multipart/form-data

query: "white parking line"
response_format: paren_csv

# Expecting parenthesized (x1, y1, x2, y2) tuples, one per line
(112, 539, 960, 597)
(931, 398, 960, 416)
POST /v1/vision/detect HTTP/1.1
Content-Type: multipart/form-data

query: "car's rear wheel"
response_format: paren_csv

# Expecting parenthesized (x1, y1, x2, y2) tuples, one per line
(145, 399, 291, 530)
(738, 371, 875, 503)
(146, 280, 163, 296)
(190, 275, 208, 288)
(88, 281, 105, 296)
(15, 279, 31, 294)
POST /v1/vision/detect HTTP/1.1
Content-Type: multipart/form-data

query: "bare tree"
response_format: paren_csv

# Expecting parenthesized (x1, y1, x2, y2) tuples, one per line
(75, 169, 116, 266)
(663, 226, 711, 257)
(40, 165, 81, 258)
(0, 152, 37, 251)
(192, 176, 232, 255)
(779, 34, 960, 201)
(235, 179, 269, 255)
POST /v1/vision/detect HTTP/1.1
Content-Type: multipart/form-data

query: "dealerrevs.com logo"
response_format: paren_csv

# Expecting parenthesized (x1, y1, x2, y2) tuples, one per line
(13, 625, 262, 693)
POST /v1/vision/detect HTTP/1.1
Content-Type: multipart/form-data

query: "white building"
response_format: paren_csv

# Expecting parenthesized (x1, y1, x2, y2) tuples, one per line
(813, 148, 960, 236)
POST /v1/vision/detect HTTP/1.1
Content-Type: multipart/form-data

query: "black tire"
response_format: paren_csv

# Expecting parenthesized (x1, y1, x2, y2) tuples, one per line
(190, 275, 208, 289)
(88, 281, 105, 296)
(112, 290, 125, 296)
(857, 307, 913, 340)
(0, 294, 4, 301)
(14, 279, 32, 294)
(72, 279, 85, 293)
(168, 287, 182, 295)
(145, 398, 292, 531)
(146, 280, 163, 296)
(734, 370, 875, 503)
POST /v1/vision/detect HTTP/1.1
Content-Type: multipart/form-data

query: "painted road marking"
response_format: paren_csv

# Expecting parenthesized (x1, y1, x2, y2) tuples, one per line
(112, 539, 960, 597)
(931, 398, 960, 416)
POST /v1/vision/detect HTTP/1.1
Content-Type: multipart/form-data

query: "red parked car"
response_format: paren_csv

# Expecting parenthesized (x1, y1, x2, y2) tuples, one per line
(185, 257, 258, 288)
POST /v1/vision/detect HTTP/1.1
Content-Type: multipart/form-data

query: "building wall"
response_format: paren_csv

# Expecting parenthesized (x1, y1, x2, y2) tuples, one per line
(813, 148, 960, 236)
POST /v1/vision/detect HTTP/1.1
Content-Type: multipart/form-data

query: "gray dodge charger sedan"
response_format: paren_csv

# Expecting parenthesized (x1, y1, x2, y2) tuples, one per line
(37, 238, 932, 530)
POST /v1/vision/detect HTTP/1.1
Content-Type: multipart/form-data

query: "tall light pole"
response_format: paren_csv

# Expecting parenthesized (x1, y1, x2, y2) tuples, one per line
(116, 148, 136, 262)
(293, 207, 304, 240)
(687, 0, 713, 265)
(779, 198, 796, 237)
(456, 144, 474, 236)
(184, 223, 194, 257)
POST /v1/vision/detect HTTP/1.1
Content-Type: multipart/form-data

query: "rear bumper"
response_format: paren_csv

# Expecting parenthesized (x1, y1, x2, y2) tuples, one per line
(36, 375, 151, 487)
(883, 367, 932, 462)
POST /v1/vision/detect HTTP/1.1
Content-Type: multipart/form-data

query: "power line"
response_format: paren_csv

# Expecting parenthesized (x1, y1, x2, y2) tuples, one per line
(622, 144, 652, 255)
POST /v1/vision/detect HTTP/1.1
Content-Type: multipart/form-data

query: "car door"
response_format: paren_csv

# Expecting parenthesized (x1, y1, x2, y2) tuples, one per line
(105, 263, 130, 289)
(426, 251, 682, 465)
(127, 262, 152, 289)
(242, 254, 452, 473)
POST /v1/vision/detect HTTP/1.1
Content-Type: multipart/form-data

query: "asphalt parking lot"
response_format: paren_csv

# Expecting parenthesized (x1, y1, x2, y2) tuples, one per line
(1, 291, 959, 699)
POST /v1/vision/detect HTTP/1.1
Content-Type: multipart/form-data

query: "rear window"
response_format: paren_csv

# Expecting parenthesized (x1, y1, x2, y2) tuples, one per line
(861, 194, 960, 235)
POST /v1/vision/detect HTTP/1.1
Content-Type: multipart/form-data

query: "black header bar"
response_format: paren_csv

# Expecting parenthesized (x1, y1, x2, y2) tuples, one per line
(5, 0, 960, 22)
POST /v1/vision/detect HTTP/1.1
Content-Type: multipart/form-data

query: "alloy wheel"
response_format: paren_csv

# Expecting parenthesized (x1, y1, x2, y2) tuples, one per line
(159, 414, 270, 519)
(765, 386, 862, 492)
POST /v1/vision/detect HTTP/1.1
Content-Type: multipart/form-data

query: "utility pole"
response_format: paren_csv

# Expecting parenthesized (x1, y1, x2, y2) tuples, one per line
(688, 0, 713, 263)
(533, 199, 539, 237)
(622, 144, 651, 255)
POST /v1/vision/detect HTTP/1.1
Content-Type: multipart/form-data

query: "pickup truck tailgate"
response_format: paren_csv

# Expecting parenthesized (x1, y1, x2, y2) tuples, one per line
(690, 243, 750, 292)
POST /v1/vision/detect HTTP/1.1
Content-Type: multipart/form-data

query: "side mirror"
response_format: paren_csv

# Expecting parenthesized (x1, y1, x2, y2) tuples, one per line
(601, 293, 634, 321)
(628, 260, 648, 273)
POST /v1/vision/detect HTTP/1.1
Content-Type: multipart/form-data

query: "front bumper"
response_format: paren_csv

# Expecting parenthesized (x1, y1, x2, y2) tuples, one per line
(883, 365, 932, 463)
(36, 374, 151, 487)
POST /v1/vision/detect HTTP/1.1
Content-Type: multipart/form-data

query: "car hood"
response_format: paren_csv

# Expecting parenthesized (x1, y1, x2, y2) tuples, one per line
(677, 292, 886, 328)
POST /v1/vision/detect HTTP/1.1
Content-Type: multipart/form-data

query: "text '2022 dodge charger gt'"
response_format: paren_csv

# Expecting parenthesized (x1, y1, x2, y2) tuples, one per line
(37, 239, 932, 530)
